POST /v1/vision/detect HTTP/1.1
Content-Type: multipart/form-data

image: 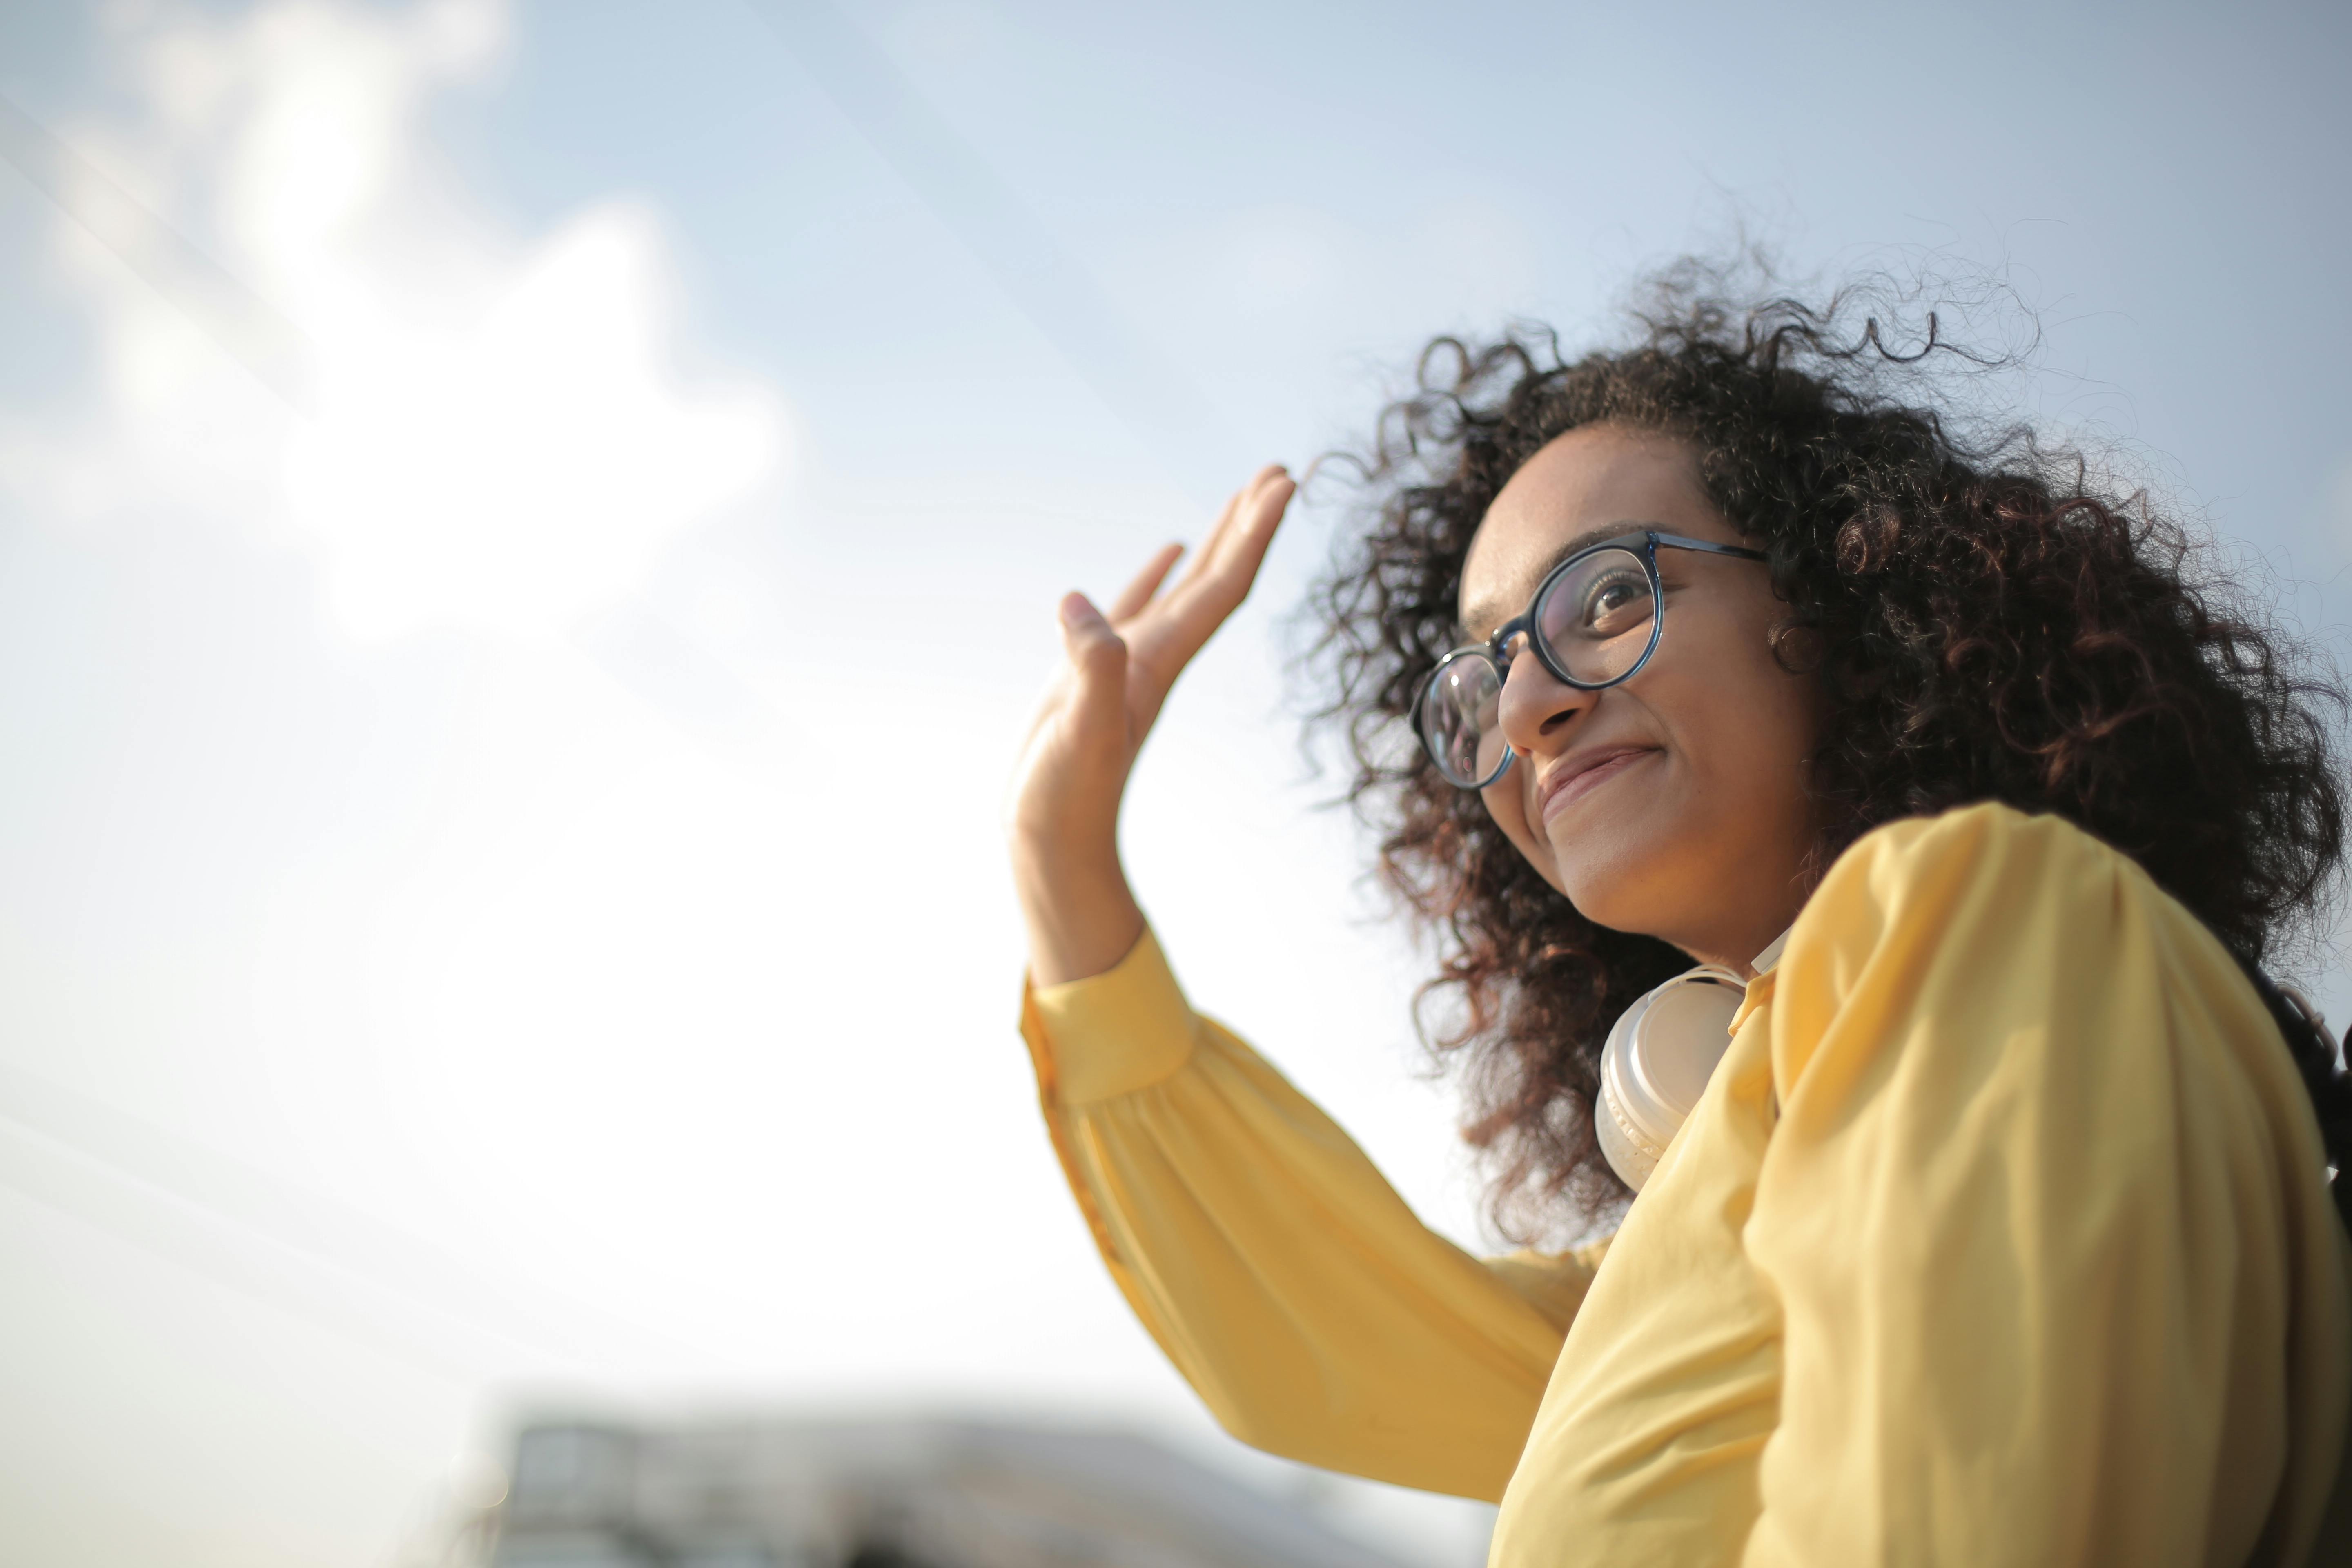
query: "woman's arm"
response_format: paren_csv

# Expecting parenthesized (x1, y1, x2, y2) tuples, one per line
(1742, 805, 2352, 1566)
(1023, 926, 1592, 1501)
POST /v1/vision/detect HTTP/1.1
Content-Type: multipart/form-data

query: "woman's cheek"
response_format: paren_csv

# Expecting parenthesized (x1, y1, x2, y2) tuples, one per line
(1481, 777, 1568, 895)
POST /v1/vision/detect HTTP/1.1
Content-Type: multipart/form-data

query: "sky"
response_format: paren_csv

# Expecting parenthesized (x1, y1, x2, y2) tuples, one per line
(0, 1, 2348, 1564)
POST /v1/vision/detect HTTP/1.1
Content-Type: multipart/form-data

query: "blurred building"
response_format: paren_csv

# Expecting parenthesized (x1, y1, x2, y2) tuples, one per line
(483, 1417, 1418, 1568)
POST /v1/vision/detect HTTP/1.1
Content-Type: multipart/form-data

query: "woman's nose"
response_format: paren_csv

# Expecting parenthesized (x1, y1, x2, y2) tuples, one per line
(1496, 651, 1590, 759)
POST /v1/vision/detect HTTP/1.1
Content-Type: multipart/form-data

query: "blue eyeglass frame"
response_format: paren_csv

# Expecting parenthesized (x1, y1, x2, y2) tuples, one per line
(1416, 528, 1770, 788)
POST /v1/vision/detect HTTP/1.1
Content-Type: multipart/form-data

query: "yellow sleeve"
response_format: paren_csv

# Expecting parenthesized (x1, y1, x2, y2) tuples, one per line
(1020, 927, 1584, 1501)
(1742, 804, 2352, 1566)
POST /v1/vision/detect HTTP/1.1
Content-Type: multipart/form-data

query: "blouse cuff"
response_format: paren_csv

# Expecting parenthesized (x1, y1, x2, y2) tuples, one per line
(1025, 926, 1200, 1106)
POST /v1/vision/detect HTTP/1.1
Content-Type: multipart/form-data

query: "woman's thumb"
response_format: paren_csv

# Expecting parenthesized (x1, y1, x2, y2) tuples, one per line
(1059, 592, 1129, 734)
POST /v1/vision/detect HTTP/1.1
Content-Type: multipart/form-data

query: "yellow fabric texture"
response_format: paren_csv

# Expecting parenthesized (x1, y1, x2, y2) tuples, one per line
(1020, 803, 2352, 1565)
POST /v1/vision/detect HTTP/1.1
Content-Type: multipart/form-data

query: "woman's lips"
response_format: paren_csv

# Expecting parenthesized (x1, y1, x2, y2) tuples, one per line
(1539, 748, 1657, 826)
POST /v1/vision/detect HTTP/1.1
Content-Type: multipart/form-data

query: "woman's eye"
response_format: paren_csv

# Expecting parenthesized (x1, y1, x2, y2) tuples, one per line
(1579, 575, 1651, 631)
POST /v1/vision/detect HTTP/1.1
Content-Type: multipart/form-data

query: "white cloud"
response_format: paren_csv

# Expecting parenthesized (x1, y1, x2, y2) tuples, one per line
(284, 204, 783, 638)
(13, 0, 789, 642)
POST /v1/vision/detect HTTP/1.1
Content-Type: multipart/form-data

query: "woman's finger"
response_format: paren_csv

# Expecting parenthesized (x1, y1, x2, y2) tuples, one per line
(1179, 464, 1289, 589)
(1131, 471, 1297, 674)
(1107, 542, 1185, 622)
(1187, 469, 1296, 612)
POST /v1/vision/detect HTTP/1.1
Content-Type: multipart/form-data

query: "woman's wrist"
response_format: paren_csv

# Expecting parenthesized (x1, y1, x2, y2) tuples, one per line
(1013, 842, 1145, 987)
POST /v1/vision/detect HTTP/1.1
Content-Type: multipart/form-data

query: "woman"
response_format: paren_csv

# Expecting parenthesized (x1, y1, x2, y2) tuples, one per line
(1005, 274, 2352, 1564)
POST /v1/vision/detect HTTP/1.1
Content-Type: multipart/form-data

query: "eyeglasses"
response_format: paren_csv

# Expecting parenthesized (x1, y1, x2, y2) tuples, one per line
(1415, 529, 1769, 789)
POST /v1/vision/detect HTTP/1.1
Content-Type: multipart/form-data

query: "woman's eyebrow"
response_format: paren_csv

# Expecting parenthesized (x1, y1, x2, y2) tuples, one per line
(1460, 521, 1656, 639)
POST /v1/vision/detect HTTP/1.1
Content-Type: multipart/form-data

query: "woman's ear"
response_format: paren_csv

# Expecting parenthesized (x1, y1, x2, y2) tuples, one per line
(1769, 620, 1828, 676)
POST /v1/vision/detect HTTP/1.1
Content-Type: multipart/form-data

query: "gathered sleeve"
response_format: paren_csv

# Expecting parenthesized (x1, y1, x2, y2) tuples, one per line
(1020, 928, 1595, 1501)
(1742, 805, 2352, 1567)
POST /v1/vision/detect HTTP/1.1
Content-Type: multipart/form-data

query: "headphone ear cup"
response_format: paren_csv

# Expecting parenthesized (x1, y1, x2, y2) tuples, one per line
(1596, 967, 1746, 1192)
(1596, 991, 1667, 1192)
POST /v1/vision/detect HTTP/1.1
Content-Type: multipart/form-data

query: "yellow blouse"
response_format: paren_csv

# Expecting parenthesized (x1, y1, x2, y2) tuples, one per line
(1019, 803, 2352, 1565)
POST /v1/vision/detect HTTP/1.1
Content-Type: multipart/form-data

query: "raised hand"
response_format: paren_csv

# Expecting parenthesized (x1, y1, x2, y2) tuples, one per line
(1008, 464, 1298, 985)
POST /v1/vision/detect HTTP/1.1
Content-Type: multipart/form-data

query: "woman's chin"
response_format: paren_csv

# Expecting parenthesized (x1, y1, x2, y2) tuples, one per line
(1549, 828, 1682, 935)
(1552, 869, 1651, 934)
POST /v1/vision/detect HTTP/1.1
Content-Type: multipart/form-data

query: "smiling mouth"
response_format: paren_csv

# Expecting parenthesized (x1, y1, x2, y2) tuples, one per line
(1539, 748, 1657, 825)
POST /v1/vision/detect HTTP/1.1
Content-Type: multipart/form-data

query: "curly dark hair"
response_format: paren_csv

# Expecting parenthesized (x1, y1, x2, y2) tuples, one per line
(1306, 262, 2352, 1243)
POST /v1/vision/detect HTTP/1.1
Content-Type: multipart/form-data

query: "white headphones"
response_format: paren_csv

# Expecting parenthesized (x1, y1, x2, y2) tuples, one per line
(1594, 930, 1786, 1192)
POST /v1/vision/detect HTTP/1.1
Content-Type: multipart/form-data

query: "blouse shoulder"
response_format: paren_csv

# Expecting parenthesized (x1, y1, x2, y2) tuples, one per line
(1816, 799, 2144, 925)
(1795, 801, 2196, 978)
(1771, 800, 2275, 1095)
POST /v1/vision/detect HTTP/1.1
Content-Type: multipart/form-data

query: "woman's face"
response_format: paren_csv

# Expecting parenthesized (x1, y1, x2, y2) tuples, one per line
(1457, 423, 1822, 971)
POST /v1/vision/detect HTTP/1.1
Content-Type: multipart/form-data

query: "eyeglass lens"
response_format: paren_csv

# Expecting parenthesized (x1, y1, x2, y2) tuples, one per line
(1418, 546, 1657, 788)
(1421, 655, 1508, 787)
(1540, 546, 1657, 684)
